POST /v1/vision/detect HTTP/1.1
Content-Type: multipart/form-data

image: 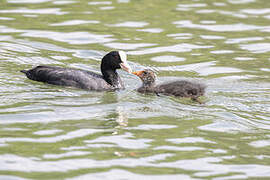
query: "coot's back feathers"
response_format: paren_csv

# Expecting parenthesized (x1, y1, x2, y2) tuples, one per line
(22, 65, 113, 90)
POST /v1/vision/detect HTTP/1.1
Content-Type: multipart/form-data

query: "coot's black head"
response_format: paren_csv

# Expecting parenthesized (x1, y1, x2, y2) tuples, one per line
(132, 69, 156, 85)
(101, 51, 132, 73)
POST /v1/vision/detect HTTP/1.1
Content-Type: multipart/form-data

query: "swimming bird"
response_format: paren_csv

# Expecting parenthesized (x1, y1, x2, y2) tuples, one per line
(21, 51, 132, 91)
(133, 69, 206, 103)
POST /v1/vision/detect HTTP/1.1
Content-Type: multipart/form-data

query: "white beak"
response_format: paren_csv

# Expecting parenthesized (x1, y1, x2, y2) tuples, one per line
(118, 51, 132, 73)
(120, 62, 132, 74)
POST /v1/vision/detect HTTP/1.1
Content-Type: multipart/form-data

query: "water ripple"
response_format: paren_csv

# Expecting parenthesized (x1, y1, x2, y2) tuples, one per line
(88, 1, 112, 5)
(173, 20, 269, 32)
(228, 0, 255, 4)
(8, 0, 51, 3)
(0, 129, 104, 143)
(128, 43, 212, 55)
(0, 0, 270, 179)
(50, 20, 100, 26)
(85, 132, 152, 149)
(67, 169, 196, 180)
(240, 43, 270, 53)
(0, 8, 67, 15)
(167, 137, 215, 144)
(104, 42, 157, 50)
(21, 30, 115, 45)
(109, 21, 149, 28)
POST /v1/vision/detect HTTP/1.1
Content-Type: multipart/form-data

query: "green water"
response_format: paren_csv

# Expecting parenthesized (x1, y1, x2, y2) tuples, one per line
(0, 0, 270, 179)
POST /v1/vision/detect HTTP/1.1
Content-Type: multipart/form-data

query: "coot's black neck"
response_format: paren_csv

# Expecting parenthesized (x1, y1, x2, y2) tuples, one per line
(101, 55, 120, 87)
(102, 69, 120, 87)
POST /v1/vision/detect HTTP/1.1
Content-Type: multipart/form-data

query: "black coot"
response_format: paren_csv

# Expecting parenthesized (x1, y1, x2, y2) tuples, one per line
(133, 69, 206, 103)
(21, 51, 132, 91)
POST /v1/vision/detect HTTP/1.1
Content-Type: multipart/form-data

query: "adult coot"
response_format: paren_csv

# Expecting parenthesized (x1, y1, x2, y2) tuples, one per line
(133, 69, 206, 103)
(21, 51, 132, 91)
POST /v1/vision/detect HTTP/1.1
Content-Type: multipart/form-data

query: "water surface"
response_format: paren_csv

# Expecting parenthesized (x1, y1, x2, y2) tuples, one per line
(0, 0, 270, 179)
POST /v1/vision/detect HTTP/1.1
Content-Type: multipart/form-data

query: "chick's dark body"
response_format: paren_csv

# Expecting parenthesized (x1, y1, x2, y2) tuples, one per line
(134, 69, 206, 103)
(156, 80, 205, 98)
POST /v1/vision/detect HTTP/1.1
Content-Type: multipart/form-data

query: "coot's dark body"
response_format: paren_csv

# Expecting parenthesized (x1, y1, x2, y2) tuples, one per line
(133, 69, 206, 103)
(21, 51, 131, 91)
(21, 66, 121, 90)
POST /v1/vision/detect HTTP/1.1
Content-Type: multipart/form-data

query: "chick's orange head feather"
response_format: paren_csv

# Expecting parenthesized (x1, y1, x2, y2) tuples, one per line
(132, 70, 144, 76)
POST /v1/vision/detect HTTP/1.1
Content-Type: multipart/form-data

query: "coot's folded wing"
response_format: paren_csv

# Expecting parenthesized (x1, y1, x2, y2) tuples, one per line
(21, 66, 111, 90)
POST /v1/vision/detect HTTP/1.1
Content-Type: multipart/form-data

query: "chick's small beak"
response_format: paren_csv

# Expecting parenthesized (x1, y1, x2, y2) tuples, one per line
(120, 62, 132, 74)
(132, 71, 144, 76)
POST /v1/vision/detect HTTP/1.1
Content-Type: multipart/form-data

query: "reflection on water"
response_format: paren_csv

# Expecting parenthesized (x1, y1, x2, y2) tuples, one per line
(174, 20, 269, 32)
(0, 8, 67, 15)
(50, 20, 100, 26)
(0, 0, 270, 179)
(109, 21, 149, 28)
(21, 30, 115, 44)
